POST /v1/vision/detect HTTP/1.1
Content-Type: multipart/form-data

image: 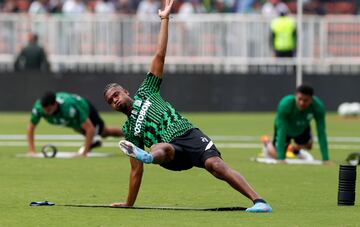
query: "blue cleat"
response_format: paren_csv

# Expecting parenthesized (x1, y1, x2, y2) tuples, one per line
(118, 140, 154, 164)
(245, 202, 272, 213)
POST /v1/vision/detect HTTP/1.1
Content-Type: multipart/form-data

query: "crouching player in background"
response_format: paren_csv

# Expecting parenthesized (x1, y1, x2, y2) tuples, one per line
(27, 91, 123, 157)
(261, 85, 332, 165)
(104, 0, 272, 213)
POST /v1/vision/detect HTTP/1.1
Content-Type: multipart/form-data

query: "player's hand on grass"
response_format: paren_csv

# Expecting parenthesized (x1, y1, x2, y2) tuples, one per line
(26, 151, 37, 157)
(72, 153, 87, 158)
(110, 202, 130, 207)
(158, 0, 174, 19)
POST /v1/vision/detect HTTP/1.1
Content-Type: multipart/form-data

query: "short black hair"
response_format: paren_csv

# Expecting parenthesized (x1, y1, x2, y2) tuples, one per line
(40, 91, 56, 107)
(103, 83, 123, 97)
(296, 84, 314, 96)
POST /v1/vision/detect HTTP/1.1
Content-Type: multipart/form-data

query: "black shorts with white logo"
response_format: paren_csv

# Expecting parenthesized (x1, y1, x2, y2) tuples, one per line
(272, 126, 313, 147)
(160, 128, 222, 171)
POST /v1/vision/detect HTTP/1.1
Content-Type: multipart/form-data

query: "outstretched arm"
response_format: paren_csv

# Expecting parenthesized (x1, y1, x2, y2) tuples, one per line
(149, 0, 174, 79)
(316, 113, 329, 162)
(27, 123, 37, 155)
(79, 118, 96, 156)
(111, 158, 144, 207)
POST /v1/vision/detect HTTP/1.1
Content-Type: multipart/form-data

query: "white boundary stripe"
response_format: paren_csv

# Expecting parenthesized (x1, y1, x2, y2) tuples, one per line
(1, 141, 360, 150)
(252, 157, 323, 165)
(16, 152, 112, 158)
(1, 134, 360, 143)
(0, 135, 89, 140)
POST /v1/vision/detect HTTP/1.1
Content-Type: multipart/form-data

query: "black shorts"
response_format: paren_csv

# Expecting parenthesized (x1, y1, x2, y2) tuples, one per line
(76, 101, 105, 136)
(272, 126, 313, 148)
(160, 128, 222, 171)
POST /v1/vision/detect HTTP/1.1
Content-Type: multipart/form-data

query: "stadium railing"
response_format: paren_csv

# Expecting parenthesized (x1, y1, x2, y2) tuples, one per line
(1, 13, 360, 74)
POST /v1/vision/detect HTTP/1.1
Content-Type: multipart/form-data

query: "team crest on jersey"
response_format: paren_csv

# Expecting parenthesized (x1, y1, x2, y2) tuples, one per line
(134, 100, 142, 107)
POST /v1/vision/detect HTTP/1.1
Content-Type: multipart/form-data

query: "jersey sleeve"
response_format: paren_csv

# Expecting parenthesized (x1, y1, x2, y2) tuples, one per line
(275, 99, 290, 160)
(73, 105, 88, 125)
(314, 98, 329, 161)
(138, 72, 162, 94)
(30, 103, 41, 125)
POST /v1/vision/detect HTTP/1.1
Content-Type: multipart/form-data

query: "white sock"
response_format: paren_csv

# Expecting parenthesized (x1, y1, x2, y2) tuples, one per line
(297, 149, 314, 161)
(262, 144, 271, 158)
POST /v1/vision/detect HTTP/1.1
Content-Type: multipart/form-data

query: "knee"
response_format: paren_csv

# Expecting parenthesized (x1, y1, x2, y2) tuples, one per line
(307, 143, 313, 150)
(150, 143, 171, 153)
(205, 157, 228, 176)
(150, 143, 175, 160)
(302, 142, 312, 150)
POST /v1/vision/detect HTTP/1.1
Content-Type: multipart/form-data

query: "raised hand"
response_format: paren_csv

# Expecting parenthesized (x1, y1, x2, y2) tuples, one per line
(158, 0, 174, 19)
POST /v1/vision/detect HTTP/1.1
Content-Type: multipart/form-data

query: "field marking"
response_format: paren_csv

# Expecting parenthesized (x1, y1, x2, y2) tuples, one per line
(1, 134, 360, 143)
(1, 141, 360, 150)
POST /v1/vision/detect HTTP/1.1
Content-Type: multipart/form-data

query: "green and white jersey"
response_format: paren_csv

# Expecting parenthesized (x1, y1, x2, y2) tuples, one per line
(122, 72, 194, 148)
(275, 95, 329, 160)
(30, 92, 90, 130)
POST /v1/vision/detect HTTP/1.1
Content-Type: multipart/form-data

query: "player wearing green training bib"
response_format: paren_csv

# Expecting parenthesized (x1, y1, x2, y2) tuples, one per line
(103, 0, 272, 213)
(262, 85, 331, 165)
(30, 92, 90, 130)
(27, 91, 123, 157)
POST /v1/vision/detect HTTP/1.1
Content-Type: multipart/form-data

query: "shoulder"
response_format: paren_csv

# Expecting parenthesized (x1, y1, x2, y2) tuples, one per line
(56, 92, 69, 100)
(312, 96, 326, 112)
(137, 72, 162, 95)
(32, 99, 41, 108)
(279, 95, 295, 105)
(145, 72, 162, 83)
(277, 95, 294, 112)
(31, 100, 43, 115)
(313, 96, 324, 105)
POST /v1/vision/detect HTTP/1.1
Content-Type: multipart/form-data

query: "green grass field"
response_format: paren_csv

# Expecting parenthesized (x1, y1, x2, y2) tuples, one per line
(0, 112, 360, 226)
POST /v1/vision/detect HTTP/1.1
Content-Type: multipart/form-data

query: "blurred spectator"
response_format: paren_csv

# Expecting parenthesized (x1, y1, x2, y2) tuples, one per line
(62, 0, 87, 14)
(136, 0, 160, 18)
(262, 0, 289, 17)
(115, 0, 134, 14)
(270, 7, 296, 57)
(213, 0, 234, 12)
(235, 0, 256, 13)
(28, 0, 49, 14)
(94, 0, 115, 13)
(129, 0, 141, 12)
(14, 33, 50, 72)
(178, 0, 205, 14)
(304, 0, 325, 15)
(48, 0, 62, 13)
(178, 0, 204, 56)
(2, 0, 20, 12)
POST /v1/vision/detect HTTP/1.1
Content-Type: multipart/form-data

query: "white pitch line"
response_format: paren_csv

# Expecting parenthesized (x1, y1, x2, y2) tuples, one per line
(1, 141, 360, 150)
(1, 134, 360, 143)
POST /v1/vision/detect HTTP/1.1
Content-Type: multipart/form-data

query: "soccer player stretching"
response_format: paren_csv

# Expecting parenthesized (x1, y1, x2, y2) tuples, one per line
(104, 0, 272, 212)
